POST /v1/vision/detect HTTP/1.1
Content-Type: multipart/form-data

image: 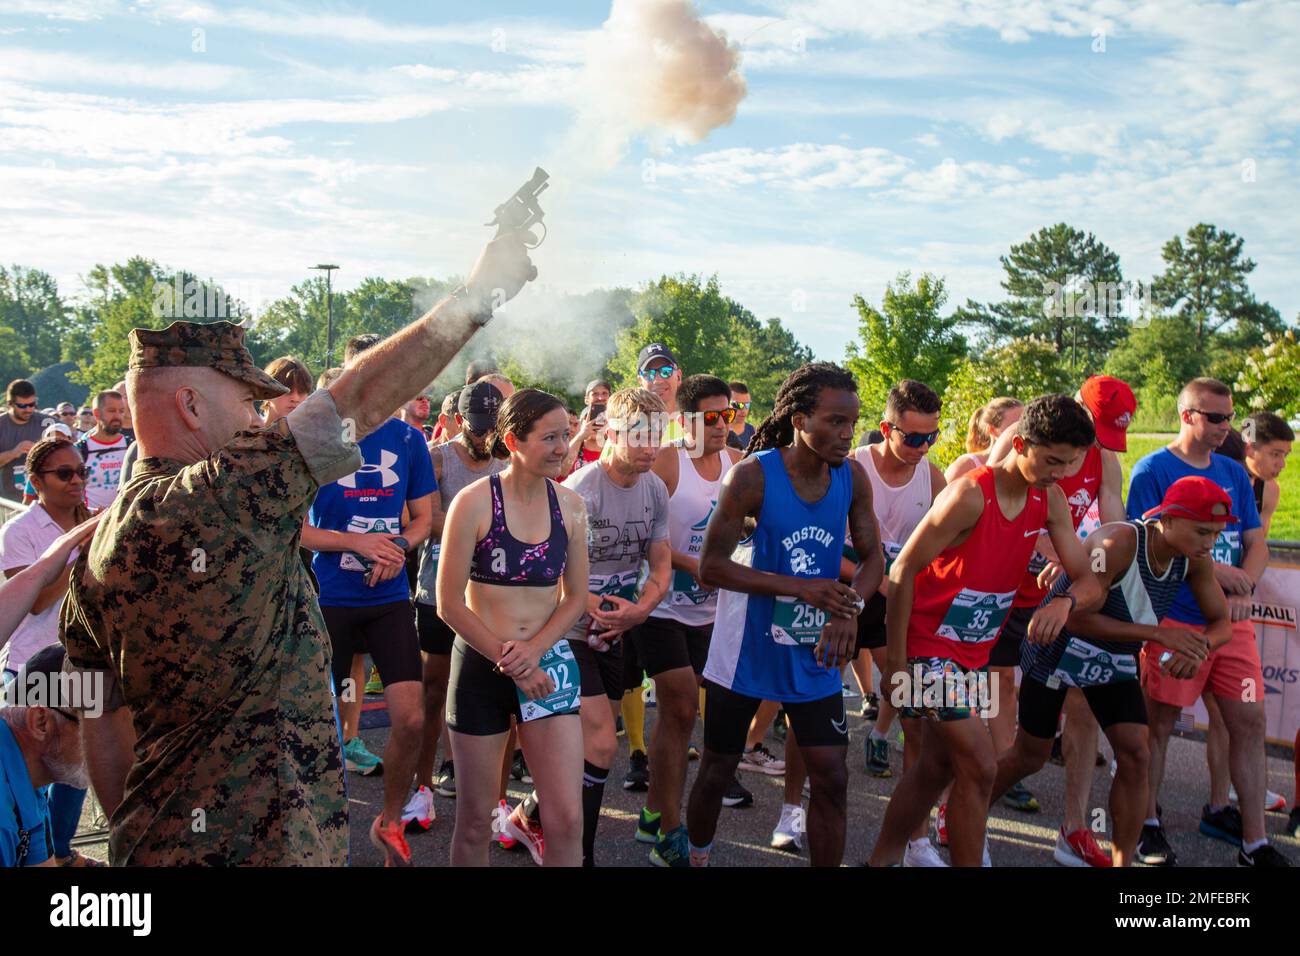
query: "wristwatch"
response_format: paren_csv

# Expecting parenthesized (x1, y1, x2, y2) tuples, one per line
(450, 284, 494, 327)
(848, 592, 866, 616)
(392, 536, 410, 552)
(1053, 592, 1077, 614)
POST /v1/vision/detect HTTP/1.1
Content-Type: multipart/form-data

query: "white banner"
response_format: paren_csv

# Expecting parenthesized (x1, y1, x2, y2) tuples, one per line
(1189, 561, 1300, 746)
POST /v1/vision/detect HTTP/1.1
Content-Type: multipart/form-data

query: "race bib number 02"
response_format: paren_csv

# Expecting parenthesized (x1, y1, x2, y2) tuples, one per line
(517, 641, 582, 722)
(1046, 637, 1138, 689)
(771, 594, 827, 646)
(936, 588, 1015, 644)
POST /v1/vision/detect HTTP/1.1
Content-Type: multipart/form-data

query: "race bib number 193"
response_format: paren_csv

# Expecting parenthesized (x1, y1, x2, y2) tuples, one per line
(517, 641, 582, 722)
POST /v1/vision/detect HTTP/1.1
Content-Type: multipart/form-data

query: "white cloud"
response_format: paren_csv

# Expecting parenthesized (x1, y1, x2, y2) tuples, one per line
(0, 47, 245, 91)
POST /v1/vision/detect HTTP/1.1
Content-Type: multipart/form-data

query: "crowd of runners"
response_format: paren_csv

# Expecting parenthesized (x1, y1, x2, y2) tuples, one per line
(1, 235, 1297, 868)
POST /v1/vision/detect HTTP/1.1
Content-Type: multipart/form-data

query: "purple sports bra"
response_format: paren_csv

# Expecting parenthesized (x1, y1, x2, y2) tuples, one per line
(469, 474, 568, 587)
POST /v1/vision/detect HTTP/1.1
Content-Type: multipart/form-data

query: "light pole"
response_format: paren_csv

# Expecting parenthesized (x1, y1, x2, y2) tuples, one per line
(311, 264, 339, 368)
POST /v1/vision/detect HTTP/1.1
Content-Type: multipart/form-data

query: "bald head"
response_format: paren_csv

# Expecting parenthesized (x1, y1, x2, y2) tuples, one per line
(129, 366, 260, 464)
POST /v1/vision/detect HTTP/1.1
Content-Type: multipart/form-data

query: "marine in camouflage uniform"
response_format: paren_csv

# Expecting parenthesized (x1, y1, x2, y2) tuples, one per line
(60, 321, 363, 866)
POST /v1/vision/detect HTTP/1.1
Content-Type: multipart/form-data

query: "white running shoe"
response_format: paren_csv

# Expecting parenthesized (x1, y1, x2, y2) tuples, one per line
(400, 785, 436, 833)
(771, 803, 805, 852)
(491, 799, 517, 850)
(741, 743, 786, 775)
(903, 837, 947, 867)
(1228, 784, 1288, 812)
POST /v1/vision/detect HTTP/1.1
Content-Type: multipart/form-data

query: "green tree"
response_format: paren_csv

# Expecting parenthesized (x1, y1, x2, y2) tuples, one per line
(0, 265, 70, 375)
(845, 272, 966, 422)
(955, 223, 1126, 371)
(1103, 314, 1206, 391)
(930, 338, 1074, 469)
(1233, 329, 1300, 419)
(1152, 223, 1283, 349)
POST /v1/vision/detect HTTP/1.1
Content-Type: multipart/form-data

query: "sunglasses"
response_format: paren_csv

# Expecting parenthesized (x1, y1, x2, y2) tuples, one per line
(730, 401, 751, 411)
(693, 408, 737, 427)
(887, 423, 941, 449)
(640, 365, 677, 380)
(39, 465, 90, 482)
(1186, 408, 1234, 425)
(13, 400, 37, 410)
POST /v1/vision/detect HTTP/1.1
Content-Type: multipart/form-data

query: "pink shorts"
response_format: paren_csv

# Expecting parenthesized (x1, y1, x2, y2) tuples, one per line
(1140, 617, 1263, 709)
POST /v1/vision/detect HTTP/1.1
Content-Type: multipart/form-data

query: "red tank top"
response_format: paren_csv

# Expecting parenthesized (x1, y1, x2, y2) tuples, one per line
(1012, 444, 1101, 608)
(908, 466, 1049, 669)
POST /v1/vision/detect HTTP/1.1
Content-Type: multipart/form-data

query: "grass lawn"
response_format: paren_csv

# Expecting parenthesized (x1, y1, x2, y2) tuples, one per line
(1119, 436, 1300, 543)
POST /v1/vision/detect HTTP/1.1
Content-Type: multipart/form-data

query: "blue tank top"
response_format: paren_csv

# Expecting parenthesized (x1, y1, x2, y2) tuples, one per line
(470, 474, 567, 587)
(703, 448, 853, 702)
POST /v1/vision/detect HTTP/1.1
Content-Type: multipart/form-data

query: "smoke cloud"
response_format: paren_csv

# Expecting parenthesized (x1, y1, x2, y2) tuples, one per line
(578, 0, 747, 165)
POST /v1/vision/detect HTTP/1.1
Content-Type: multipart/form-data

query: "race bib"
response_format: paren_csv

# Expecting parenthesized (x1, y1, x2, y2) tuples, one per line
(771, 594, 827, 646)
(340, 515, 402, 573)
(1046, 637, 1138, 689)
(13, 464, 26, 491)
(936, 588, 1015, 644)
(1026, 550, 1049, 576)
(426, 541, 441, 578)
(670, 569, 713, 607)
(882, 541, 903, 575)
(517, 641, 582, 721)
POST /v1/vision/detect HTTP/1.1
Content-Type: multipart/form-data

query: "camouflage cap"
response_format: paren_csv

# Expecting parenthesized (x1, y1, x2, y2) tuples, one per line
(129, 320, 288, 400)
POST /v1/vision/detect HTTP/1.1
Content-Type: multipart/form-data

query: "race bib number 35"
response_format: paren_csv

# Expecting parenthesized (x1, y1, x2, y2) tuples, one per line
(771, 594, 826, 646)
(517, 641, 582, 722)
(936, 588, 1015, 644)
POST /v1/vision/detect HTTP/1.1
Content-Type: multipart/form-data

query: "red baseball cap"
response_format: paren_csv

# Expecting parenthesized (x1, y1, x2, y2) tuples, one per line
(1079, 375, 1136, 452)
(1142, 476, 1238, 524)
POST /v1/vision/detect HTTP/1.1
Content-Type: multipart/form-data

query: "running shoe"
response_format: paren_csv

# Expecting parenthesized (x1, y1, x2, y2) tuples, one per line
(344, 736, 383, 776)
(1136, 822, 1176, 866)
(511, 750, 533, 785)
(1228, 784, 1288, 813)
(1289, 806, 1300, 839)
(502, 801, 545, 866)
(903, 837, 947, 867)
(401, 785, 436, 833)
(773, 713, 788, 742)
(1199, 804, 1243, 846)
(842, 682, 860, 699)
(722, 775, 753, 808)
(740, 742, 785, 775)
(935, 803, 948, 846)
(635, 807, 662, 844)
(771, 804, 805, 852)
(491, 800, 517, 850)
(1054, 827, 1112, 867)
(365, 665, 383, 695)
(369, 814, 412, 867)
(1002, 781, 1041, 813)
(434, 759, 456, 798)
(649, 824, 690, 868)
(861, 692, 880, 721)
(623, 750, 649, 791)
(642, 678, 656, 707)
(864, 735, 892, 777)
(688, 741, 700, 761)
(893, 729, 905, 753)
(1238, 843, 1293, 867)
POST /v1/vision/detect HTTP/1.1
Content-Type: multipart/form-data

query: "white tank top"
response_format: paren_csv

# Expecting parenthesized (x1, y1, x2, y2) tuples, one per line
(653, 444, 734, 627)
(852, 445, 932, 565)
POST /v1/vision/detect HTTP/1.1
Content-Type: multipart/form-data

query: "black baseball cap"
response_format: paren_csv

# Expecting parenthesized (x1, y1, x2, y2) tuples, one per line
(458, 381, 504, 433)
(2, 644, 69, 708)
(637, 343, 678, 375)
(585, 379, 611, 396)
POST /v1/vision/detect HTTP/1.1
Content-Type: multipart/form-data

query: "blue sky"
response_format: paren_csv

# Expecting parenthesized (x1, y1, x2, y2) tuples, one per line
(1, 0, 1297, 362)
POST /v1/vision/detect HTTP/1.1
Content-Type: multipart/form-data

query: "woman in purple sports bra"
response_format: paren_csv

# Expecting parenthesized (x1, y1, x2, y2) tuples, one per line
(437, 389, 590, 867)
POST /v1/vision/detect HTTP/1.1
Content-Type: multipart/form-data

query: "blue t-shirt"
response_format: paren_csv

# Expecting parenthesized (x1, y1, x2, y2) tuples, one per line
(0, 722, 51, 867)
(310, 418, 436, 608)
(1125, 448, 1261, 625)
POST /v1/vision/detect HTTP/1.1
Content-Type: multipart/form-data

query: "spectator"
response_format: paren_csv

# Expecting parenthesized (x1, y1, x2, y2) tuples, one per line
(1, 645, 92, 868)
(464, 359, 499, 385)
(400, 392, 434, 439)
(476, 372, 515, 399)
(261, 357, 314, 426)
(76, 390, 131, 511)
(55, 403, 78, 435)
(75, 407, 95, 435)
(1242, 411, 1294, 538)
(725, 380, 755, 451)
(2, 438, 97, 867)
(584, 379, 611, 407)
(1, 380, 45, 502)
(110, 380, 134, 440)
(432, 390, 462, 445)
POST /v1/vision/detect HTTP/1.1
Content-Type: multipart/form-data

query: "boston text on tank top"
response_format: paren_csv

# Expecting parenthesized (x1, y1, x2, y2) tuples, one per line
(416, 442, 506, 606)
(703, 448, 852, 703)
(469, 474, 567, 587)
(1013, 444, 1101, 608)
(1023, 519, 1188, 687)
(656, 442, 734, 626)
(907, 465, 1048, 670)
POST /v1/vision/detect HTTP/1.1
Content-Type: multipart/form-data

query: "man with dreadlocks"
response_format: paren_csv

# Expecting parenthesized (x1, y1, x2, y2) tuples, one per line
(684, 363, 883, 867)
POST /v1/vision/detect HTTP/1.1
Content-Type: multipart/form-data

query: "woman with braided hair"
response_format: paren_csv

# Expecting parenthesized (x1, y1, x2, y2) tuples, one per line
(1, 437, 100, 866)
(684, 362, 884, 867)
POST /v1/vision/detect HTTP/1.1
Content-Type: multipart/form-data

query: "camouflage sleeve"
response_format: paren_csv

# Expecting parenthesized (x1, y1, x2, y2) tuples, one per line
(59, 553, 126, 712)
(284, 388, 364, 487)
